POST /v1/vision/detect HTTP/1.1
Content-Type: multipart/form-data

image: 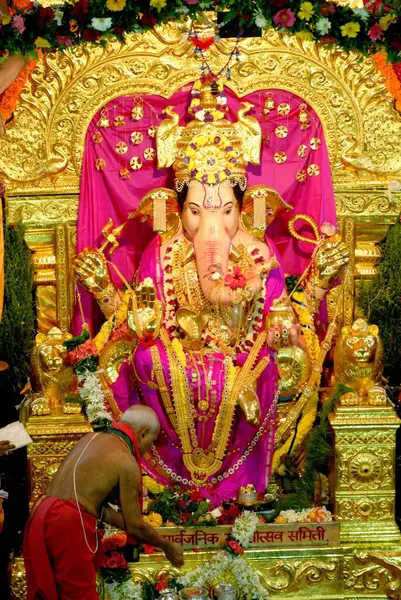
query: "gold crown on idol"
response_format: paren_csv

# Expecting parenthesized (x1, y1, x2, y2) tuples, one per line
(156, 79, 262, 191)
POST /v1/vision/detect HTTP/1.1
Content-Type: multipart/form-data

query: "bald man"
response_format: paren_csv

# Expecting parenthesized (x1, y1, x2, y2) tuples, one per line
(23, 406, 184, 600)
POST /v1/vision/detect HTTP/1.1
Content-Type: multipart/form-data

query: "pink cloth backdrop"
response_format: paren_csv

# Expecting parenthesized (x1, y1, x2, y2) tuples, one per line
(75, 85, 336, 333)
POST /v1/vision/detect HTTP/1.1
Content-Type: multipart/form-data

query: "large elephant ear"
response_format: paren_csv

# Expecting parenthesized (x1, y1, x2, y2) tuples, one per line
(129, 187, 180, 244)
(240, 185, 293, 241)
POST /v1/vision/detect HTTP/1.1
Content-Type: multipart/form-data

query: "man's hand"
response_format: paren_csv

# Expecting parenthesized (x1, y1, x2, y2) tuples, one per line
(164, 541, 184, 568)
(72, 248, 111, 295)
(0, 441, 15, 457)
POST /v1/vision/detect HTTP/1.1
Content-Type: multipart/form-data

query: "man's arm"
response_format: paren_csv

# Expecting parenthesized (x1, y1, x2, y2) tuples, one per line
(118, 456, 184, 568)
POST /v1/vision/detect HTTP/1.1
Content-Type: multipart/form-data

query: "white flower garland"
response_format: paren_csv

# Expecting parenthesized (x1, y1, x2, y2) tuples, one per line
(230, 510, 260, 548)
(105, 580, 142, 600)
(77, 369, 112, 425)
(177, 512, 270, 600)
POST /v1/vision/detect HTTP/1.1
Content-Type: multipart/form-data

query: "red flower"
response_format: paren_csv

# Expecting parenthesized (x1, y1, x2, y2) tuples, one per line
(138, 332, 156, 349)
(368, 23, 383, 41)
(113, 25, 125, 35)
(259, 515, 266, 523)
(67, 339, 99, 366)
(37, 7, 54, 27)
(227, 540, 244, 555)
(139, 12, 157, 27)
(83, 29, 101, 42)
(142, 544, 156, 554)
(363, 0, 383, 12)
(193, 547, 200, 552)
(102, 533, 127, 552)
(218, 504, 241, 525)
(102, 551, 128, 569)
(181, 512, 191, 524)
(319, 36, 337, 44)
(190, 490, 204, 503)
(224, 266, 246, 290)
(72, 0, 89, 20)
(319, 3, 336, 16)
(267, 0, 288, 7)
(391, 38, 401, 51)
(155, 578, 169, 591)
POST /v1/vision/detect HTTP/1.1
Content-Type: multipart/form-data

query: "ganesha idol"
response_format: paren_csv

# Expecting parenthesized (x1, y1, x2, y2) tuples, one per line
(73, 82, 349, 502)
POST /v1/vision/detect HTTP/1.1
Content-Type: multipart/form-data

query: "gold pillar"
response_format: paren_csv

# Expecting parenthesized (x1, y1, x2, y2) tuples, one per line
(24, 414, 92, 508)
(330, 403, 401, 544)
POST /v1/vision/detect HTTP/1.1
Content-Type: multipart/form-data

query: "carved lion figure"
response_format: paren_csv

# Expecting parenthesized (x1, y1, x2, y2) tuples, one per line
(333, 318, 386, 406)
(29, 327, 81, 416)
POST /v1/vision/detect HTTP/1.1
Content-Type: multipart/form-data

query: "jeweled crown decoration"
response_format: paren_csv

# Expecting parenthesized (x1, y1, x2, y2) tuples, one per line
(156, 78, 262, 190)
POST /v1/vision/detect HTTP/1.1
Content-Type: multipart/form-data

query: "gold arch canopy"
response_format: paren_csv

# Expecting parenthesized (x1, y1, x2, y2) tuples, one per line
(2, 25, 401, 600)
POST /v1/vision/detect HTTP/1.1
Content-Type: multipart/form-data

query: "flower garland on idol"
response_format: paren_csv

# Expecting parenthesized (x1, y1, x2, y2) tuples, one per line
(63, 326, 113, 428)
(0, 0, 400, 65)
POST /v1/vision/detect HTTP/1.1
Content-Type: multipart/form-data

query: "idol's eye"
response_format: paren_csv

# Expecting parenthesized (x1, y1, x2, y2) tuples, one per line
(191, 209, 199, 216)
(224, 208, 232, 215)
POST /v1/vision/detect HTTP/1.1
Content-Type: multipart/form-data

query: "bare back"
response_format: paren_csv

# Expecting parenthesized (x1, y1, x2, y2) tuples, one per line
(46, 432, 140, 518)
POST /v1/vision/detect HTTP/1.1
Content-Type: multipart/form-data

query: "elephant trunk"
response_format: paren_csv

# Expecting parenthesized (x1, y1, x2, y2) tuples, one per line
(193, 219, 233, 306)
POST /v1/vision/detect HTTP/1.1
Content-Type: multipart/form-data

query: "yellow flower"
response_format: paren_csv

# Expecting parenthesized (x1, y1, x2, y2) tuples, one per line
(379, 13, 397, 31)
(1, 13, 11, 25)
(106, 0, 126, 10)
(207, 174, 217, 184)
(34, 37, 52, 48)
(143, 511, 163, 527)
(191, 98, 200, 106)
(149, 0, 167, 8)
(340, 22, 360, 38)
(143, 476, 165, 495)
(275, 515, 287, 523)
(298, 2, 314, 21)
(296, 30, 314, 41)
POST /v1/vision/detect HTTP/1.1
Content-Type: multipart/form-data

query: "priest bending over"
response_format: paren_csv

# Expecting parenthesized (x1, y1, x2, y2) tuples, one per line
(23, 405, 184, 600)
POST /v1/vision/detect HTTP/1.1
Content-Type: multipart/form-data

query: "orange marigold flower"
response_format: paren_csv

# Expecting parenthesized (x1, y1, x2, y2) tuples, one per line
(11, 0, 34, 11)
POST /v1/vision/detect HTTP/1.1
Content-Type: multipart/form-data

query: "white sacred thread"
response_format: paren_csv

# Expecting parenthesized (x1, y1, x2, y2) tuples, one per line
(73, 432, 101, 554)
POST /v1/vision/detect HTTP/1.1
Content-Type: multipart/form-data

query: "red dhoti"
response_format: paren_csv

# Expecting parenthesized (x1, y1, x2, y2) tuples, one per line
(23, 496, 103, 600)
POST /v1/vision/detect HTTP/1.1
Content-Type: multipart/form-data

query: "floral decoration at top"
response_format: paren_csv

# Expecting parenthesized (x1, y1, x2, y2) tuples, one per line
(0, 0, 400, 68)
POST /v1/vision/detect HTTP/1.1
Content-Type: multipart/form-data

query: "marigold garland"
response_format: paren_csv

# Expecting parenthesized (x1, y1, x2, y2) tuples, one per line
(373, 52, 401, 111)
(0, 57, 36, 124)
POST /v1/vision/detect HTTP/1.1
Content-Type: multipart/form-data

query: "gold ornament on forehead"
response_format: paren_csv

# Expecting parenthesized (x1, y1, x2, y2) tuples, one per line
(156, 79, 262, 191)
